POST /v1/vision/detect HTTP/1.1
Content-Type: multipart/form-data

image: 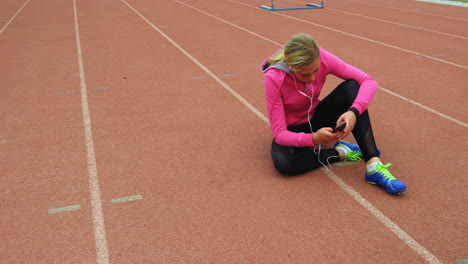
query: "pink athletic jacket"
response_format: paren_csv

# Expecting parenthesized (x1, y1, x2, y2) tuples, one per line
(260, 47, 378, 147)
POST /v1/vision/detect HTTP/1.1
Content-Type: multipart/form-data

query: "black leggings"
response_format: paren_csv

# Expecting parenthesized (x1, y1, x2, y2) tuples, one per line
(271, 80, 380, 176)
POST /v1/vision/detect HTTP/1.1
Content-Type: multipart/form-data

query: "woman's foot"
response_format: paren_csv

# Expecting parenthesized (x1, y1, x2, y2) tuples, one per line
(365, 163, 406, 195)
(334, 141, 363, 162)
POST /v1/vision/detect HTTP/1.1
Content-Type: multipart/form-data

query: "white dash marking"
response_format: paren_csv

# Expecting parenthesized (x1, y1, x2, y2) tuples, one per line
(48, 204, 81, 214)
(111, 195, 143, 204)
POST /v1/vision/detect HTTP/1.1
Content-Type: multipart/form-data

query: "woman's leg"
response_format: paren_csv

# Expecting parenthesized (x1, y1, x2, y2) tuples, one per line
(271, 139, 341, 176)
(311, 80, 379, 162)
(313, 80, 406, 194)
(270, 79, 379, 176)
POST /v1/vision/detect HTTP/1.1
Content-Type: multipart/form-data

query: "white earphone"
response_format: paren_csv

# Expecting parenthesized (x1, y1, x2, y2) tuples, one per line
(291, 70, 338, 170)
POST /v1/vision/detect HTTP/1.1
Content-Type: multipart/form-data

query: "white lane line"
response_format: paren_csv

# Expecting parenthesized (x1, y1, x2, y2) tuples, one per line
(379, 86, 468, 129)
(325, 6, 468, 40)
(122, 1, 442, 262)
(72, 0, 109, 263)
(230, 0, 468, 70)
(176, 0, 281, 47)
(284, 0, 468, 39)
(347, 0, 468, 22)
(0, 0, 31, 36)
(120, 0, 268, 124)
(321, 168, 441, 264)
(177, 0, 468, 130)
(285, 0, 468, 37)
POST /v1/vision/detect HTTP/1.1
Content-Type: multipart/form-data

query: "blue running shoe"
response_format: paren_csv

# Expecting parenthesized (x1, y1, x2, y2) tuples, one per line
(334, 141, 381, 162)
(365, 163, 406, 195)
(334, 141, 363, 162)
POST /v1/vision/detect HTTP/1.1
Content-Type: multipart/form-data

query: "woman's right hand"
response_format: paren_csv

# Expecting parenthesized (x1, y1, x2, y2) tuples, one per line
(312, 127, 342, 145)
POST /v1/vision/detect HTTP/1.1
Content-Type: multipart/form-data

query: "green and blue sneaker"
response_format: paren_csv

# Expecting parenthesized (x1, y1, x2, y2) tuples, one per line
(334, 141, 363, 161)
(334, 141, 381, 162)
(365, 163, 406, 195)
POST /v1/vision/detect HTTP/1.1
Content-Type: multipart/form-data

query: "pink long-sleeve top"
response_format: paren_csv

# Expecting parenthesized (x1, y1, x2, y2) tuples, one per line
(261, 47, 378, 147)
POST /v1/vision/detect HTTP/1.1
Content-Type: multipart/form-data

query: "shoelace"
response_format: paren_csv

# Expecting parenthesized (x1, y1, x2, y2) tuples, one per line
(376, 163, 396, 180)
(345, 151, 362, 162)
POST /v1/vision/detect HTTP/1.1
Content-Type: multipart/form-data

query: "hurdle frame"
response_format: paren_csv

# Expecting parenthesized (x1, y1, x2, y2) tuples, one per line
(260, 0, 324, 11)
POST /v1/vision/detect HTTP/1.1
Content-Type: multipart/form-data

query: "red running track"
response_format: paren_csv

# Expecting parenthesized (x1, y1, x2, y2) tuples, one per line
(1, 0, 467, 263)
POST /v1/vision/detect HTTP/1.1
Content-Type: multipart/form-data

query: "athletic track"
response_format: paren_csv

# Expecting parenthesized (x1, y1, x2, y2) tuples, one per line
(1, 0, 467, 263)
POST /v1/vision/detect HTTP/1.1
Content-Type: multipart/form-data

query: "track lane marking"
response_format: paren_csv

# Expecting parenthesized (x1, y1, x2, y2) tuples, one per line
(73, 0, 109, 263)
(378, 86, 468, 129)
(283, 0, 468, 39)
(0, 0, 31, 36)
(122, 1, 442, 262)
(111, 195, 143, 204)
(230, 0, 468, 70)
(120, 0, 268, 124)
(347, 0, 468, 22)
(325, 6, 468, 40)
(177, 0, 468, 129)
(321, 168, 441, 264)
(48, 204, 81, 214)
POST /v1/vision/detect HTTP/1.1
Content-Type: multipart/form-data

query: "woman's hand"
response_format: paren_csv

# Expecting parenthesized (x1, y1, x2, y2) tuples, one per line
(312, 127, 341, 145)
(336, 111, 357, 141)
(312, 110, 357, 145)
(312, 111, 356, 145)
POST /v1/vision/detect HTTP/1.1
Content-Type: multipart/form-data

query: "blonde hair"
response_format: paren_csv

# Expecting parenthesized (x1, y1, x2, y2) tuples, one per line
(267, 33, 320, 69)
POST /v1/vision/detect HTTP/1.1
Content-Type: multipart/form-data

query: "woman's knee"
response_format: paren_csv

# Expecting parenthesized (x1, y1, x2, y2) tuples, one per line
(339, 79, 359, 101)
(272, 154, 295, 175)
(271, 153, 304, 176)
(325, 79, 360, 110)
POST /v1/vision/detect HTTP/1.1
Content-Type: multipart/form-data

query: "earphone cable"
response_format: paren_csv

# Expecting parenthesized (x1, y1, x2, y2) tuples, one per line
(291, 73, 339, 170)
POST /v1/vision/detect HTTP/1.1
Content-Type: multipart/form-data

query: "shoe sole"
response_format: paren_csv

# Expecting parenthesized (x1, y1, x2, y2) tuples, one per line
(366, 180, 406, 195)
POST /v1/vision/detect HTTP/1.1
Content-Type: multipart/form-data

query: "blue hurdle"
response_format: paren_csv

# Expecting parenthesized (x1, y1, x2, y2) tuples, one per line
(260, 0, 324, 11)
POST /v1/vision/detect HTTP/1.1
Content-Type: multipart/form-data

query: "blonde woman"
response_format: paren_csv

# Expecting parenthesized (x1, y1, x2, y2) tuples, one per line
(261, 33, 406, 195)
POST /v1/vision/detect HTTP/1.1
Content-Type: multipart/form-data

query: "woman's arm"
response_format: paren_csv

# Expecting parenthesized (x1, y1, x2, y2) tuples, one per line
(323, 49, 378, 115)
(264, 74, 317, 147)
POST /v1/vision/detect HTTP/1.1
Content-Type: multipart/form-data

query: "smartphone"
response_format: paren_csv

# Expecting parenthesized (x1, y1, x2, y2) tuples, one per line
(332, 122, 346, 133)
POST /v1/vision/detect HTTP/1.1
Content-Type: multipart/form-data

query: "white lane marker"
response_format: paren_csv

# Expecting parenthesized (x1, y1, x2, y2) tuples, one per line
(121, 0, 268, 124)
(123, 1, 442, 262)
(176, 0, 281, 47)
(347, 0, 468, 22)
(48, 204, 81, 214)
(229, 0, 468, 70)
(379, 86, 468, 129)
(0, 0, 31, 36)
(178, 0, 468, 130)
(73, 0, 109, 263)
(325, 6, 468, 40)
(321, 168, 442, 264)
(111, 195, 143, 204)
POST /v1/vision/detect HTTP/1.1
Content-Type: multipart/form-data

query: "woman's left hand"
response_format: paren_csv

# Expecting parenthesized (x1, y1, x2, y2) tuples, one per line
(335, 111, 357, 141)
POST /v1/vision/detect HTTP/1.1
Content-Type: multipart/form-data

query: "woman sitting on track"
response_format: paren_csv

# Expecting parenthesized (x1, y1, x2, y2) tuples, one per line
(260, 33, 406, 195)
